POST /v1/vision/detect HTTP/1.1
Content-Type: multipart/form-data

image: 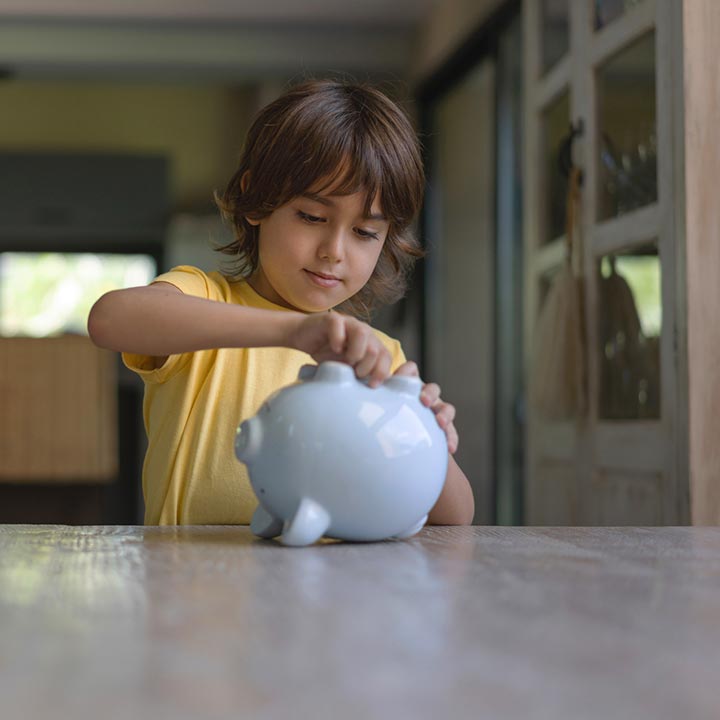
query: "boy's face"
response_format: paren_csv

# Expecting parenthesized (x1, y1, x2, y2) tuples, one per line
(246, 187, 389, 313)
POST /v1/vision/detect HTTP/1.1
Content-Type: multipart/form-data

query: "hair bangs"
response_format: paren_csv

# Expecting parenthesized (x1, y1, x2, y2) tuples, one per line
(301, 140, 385, 221)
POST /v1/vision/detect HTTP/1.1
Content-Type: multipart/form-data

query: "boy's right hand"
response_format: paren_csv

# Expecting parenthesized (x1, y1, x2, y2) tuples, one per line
(287, 311, 392, 388)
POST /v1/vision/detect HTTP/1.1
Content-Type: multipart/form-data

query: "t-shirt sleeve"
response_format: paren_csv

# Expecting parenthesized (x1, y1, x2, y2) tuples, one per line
(121, 265, 216, 384)
(149, 265, 218, 299)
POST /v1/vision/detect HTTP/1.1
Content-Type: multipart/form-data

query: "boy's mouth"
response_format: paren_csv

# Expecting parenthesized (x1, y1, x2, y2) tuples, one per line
(304, 269, 341, 288)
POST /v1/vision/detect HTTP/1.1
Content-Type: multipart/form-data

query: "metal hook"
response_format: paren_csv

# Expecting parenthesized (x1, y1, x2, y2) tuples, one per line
(558, 119, 584, 185)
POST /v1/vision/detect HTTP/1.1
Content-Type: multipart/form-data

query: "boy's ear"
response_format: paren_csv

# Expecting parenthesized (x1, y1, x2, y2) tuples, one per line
(240, 171, 261, 226)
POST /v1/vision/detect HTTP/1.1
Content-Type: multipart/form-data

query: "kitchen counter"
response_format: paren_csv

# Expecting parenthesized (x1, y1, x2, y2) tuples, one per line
(1, 525, 718, 719)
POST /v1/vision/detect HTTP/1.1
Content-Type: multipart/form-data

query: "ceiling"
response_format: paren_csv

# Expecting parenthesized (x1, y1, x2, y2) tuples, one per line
(0, 1, 442, 82)
(0, 0, 439, 28)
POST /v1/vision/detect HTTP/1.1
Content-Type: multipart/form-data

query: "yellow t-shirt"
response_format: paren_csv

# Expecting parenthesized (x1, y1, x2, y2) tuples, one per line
(123, 265, 406, 525)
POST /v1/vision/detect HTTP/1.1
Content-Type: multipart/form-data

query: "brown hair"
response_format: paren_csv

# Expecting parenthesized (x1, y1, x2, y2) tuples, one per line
(214, 79, 425, 319)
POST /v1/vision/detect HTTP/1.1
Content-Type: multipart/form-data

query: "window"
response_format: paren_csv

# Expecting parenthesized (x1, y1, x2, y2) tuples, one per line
(0, 252, 156, 337)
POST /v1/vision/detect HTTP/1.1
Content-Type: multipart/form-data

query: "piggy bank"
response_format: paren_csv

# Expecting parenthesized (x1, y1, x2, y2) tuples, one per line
(235, 361, 448, 546)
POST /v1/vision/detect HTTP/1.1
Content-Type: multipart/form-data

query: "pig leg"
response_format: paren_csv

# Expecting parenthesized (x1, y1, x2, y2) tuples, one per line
(281, 497, 331, 547)
(250, 504, 284, 539)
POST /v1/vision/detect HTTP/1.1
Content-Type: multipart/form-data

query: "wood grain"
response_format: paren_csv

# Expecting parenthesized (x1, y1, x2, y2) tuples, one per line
(1, 524, 718, 720)
(683, 0, 720, 524)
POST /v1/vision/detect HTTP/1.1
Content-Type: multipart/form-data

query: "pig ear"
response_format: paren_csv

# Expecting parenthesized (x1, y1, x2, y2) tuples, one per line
(385, 375, 423, 398)
(314, 362, 355, 384)
(280, 498, 331, 546)
(298, 364, 318, 381)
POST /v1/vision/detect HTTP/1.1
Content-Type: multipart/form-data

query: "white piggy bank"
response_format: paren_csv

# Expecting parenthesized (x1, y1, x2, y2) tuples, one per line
(235, 361, 448, 546)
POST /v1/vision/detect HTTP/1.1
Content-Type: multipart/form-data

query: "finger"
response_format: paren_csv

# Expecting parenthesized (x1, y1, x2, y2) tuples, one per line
(344, 323, 370, 366)
(433, 402, 456, 425)
(353, 343, 380, 379)
(327, 313, 346, 355)
(313, 346, 342, 363)
(393, 360, 419, 377)
(367, 346, 392, 388)
(420, 382, 441, 407)
(445, 423, 459, 454)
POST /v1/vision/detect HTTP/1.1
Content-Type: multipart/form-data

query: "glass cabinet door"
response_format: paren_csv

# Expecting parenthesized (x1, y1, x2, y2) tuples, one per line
(523, 0, 683, 525)
(540, 91, 571, 244)
(595, 0, 647, 31)
(596, 242, 661, 420)
(540, 0, 569, 73)
(596, 32, 657, 221)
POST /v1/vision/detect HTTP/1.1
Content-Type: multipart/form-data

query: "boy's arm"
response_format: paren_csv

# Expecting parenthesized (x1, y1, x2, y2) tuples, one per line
(88, 283, 395, 386)
(87, 283, 303, 358)
(427, 455, 475, 525)
(392, 361, 474, 525)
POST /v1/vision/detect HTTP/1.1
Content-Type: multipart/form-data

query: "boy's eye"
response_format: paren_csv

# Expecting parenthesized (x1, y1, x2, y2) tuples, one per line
(355, 227, 380, 240)
(297, 210, 379, 240)
(297, 210, 324, 224)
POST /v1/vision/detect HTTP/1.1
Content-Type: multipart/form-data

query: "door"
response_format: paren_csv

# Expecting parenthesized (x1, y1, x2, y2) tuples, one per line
(424, 59, 497, 525)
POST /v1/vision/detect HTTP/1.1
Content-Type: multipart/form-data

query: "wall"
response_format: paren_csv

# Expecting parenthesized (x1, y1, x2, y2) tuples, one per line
(410, 0, 505, 83)
(0, 80, 254, 212)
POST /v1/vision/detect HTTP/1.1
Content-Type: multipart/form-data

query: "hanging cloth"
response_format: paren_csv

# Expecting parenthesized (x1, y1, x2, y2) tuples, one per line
(530, 166, 587, 420)
(597, 256, 655, 418)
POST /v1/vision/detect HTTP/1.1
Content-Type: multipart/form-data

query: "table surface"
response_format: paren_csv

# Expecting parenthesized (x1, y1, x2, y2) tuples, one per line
(1, 525, 719, 720)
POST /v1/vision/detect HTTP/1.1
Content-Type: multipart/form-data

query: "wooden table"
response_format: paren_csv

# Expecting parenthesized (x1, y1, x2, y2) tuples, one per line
(1, 525, 719, 719)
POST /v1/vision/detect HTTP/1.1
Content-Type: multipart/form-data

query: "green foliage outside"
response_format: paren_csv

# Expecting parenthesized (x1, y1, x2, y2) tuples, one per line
(601, 254, 661, 337)
(0, 252, 155, 337)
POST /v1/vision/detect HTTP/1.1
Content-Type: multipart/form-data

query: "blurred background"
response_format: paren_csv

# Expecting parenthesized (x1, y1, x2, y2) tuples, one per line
(0, 0, 693, 528)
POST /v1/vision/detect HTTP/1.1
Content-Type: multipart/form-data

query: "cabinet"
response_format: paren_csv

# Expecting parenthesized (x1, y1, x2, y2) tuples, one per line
(523, 0, 718, 524)
(0, 336, 117, 482)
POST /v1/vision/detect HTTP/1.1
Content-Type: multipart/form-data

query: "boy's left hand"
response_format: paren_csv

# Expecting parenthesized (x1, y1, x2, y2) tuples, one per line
(393, 361, 458, 454)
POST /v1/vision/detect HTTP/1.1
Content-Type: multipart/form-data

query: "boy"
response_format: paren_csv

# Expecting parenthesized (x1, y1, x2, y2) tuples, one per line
(88, 80, 474, 527)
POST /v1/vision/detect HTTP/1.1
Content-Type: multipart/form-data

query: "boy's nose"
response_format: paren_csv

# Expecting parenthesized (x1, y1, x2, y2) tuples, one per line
(318, 230, 344, 262)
